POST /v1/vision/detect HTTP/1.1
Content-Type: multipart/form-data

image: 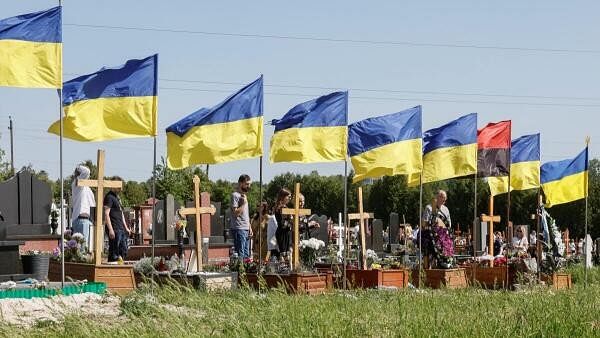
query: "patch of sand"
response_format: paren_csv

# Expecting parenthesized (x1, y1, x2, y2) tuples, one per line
(0, 292, 121, 327)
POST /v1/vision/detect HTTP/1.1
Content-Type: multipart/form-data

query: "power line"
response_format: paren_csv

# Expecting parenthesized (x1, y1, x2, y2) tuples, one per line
(61, 72, 600, 102)
(63, 23, 600, 55)
(159, 87, 600, 108)
(158, 78, 600, 102)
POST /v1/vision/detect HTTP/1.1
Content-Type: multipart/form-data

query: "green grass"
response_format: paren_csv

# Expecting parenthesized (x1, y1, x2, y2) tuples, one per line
(2, 269, 600, 337)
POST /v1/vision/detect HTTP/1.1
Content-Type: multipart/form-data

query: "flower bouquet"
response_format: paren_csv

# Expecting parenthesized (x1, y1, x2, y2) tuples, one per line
(299, 238, 325, 271)
(53, 230, 92, 263)
(366, 249, 378, 269)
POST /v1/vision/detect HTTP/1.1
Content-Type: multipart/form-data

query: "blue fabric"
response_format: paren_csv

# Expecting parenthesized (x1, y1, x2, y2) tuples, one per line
(71, 218, 92, 249)
(540, 147, 588, 184)
(166, 76, 264, 137)
(422, 113, 477, 154)
(63, 54, 158, 106)
(108, 229, 128, 262)
(0, 6, 61, 43)
(231, 229, 250, 258)
(511, 134, 540, 163)
(271, 91, 347, 132)
(348, 106, 422, 156)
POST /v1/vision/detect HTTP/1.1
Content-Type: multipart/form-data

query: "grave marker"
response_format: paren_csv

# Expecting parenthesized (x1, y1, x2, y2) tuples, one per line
(348, 187, 374, 270)
(281, 183, 311, 271)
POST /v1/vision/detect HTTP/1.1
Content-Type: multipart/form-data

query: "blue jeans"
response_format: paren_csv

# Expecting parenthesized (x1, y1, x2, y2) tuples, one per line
(231, 229, 250, 258)
(71, 218, 92, 250)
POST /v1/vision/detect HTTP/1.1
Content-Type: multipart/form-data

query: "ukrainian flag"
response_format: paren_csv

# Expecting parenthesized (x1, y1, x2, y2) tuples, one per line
(348, 106, 422, 183)
(488, 134, 540, 196)
(48, 55, 158, 141)
(420, 113, 478, 184)
(541, 147, 588, 208)
(0, 7, 62, 88)
(270, 91, 347, 163)
(166, 76, 263, 169)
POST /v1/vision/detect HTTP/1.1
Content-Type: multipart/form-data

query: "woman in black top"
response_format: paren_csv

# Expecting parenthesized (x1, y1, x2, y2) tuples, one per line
(274, 188, 291, 261)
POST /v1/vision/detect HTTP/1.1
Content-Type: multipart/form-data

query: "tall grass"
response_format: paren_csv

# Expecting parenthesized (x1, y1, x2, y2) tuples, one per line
(2, 273, 600, 337)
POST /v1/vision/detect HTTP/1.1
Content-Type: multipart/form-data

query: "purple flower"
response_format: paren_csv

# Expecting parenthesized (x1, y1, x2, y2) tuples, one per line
(53, 247, 60, 257)
(67, 239, 78, 249)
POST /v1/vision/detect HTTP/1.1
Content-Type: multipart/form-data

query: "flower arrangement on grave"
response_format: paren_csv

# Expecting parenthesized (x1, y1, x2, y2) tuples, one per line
(366, 249, 378, 269)
(420, 209, 455, 269)
(50, 208, 59, 234)
(52, 230, 92, 263)
(229, 256, 258, 274)
(299, 238, 325, 271)
(538, 206, 567, 275)
(133, 255, 184, 276)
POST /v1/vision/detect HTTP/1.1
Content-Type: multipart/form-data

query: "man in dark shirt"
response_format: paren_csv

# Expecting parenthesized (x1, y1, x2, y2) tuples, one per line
(103, 178, 131, 262)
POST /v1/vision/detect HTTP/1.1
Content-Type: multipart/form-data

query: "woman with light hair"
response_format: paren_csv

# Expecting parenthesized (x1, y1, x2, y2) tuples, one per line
(511, 225, 529, 255)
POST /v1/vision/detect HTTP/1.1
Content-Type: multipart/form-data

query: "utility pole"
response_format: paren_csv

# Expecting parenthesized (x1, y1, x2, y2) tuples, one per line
(8, 116, 14, 175)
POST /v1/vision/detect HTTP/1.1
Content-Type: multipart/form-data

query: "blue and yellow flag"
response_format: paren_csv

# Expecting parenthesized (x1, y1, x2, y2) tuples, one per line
(541, 147, 588, 208)
(488, 133, 540, 196)
(348, 106, 422, 183)
(48, 55, 158, 141)
(270, 91, 347, 163)
(418, 113, 478, 184)
(0, 7, 62, 88)
(166, 76, 263, 169)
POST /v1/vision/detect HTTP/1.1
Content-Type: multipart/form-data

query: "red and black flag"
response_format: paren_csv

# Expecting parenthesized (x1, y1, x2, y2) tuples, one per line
(477, 121, 511, 177)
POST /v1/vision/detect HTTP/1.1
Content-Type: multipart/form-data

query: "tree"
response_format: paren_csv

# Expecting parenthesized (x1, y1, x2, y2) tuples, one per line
(0, 134, 12, 181)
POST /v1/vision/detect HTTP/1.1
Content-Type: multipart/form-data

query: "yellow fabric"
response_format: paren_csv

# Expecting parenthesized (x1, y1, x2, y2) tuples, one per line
(421, 143, 477, 184)
(351, 138, 422, 183)
(542, 171, 588, 208)
(48, 96, 157, 141)
(166, 116, 263, 169)
(488, 160, 540, 196)
(0, 39, 61, 88)
(269, 126, 347, 163)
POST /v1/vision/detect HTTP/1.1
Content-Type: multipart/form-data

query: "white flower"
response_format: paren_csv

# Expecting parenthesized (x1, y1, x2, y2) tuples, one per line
(71, 232, 85, 244)
(366, 249, 378, 260)
(299, 238, 326, 251)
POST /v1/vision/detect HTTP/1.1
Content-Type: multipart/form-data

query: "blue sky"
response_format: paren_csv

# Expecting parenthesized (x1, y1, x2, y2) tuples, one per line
(0, 1, 598, 182)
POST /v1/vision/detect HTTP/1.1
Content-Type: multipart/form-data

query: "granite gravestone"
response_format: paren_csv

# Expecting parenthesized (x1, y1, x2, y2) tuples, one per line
(364, 220, 373, 251)
(372, 219, 384, 254)
(314, 215, 329, 245)
(389, 213, 399, 245)
(210, 201, 224, 243)
(0, 171, 54, 276)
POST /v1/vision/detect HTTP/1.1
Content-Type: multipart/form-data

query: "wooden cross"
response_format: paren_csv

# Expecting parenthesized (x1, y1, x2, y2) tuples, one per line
(348, 187, 374, 270)
(281, 183, 311, 271)
(177, 175, 216, 272)
(481, 195, 501, 267)
(77, 149, 123, 266)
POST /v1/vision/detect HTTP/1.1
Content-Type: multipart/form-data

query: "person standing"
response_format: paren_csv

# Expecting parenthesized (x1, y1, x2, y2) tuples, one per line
(274, 188, 292, 262)
(71, 165, 95, 251)
(104, 178, 131, 262)
(230, 174, 252, 258)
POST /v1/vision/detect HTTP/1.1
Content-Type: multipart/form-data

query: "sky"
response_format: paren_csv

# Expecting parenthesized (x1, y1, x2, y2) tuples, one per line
(0, 1, 598, 183)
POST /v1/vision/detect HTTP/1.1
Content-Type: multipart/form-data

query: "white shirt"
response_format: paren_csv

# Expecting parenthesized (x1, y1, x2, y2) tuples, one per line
(71, 165, 96, 218)
(266, 215, 278, 251)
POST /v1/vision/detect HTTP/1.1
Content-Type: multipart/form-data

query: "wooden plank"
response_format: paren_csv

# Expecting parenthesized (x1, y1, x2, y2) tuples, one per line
(281, 208, 311, 216)
(178, 207, 216, 217)
(78, 179, 122, 189)
(347, 213, 374, 220)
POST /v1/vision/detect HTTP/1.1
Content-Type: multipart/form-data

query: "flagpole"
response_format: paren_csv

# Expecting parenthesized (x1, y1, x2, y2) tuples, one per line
(473, 172, 478, 284)
(506, 139, 511, 289)
(418, 174, 423, 288)
(342, 159, 348, 290)
(151, 136, 157, 289)
(536, 188, 542, 282)
(58, 0, 65, 289)
(584, 137, 590, 288)
(259, 155, 263, 269)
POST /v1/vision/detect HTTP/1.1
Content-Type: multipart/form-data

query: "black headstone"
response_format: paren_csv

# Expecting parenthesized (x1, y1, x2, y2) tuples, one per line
(314, 215, 329, 245)
(154, 199, 166, 241)
(389, 212, 399, 245)
(372, 219, 384, 254)
(0, 171, 53, 276)
(365, 220, 373, 250)
(210, 202, 222, 237)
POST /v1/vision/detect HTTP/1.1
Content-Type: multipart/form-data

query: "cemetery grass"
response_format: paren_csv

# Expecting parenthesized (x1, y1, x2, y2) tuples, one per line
(1, 274, 600, 337)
